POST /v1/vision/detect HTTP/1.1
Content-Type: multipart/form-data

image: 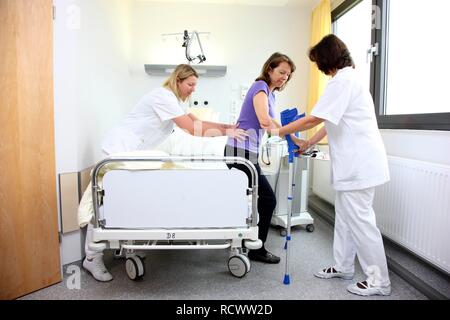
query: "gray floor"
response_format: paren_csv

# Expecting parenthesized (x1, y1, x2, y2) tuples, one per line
(20, 212, 427, 300)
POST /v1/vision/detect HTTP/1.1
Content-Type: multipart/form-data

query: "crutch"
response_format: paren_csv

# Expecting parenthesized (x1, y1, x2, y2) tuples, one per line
(280, 109, 305, 285)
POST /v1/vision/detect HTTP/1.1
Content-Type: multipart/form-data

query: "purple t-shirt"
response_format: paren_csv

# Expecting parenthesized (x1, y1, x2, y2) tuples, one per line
(227, 80, 275, 154)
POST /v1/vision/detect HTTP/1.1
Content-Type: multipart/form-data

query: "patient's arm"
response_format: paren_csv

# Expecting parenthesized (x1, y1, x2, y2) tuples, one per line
(271, 118, 282, 129)
(254, 92, 277, 130)
(187, 113, 235, 131)
(173, 114, 248, 141)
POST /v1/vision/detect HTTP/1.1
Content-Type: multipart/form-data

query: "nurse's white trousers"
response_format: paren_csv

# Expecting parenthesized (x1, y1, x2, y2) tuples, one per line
(333, 187, 390, 286)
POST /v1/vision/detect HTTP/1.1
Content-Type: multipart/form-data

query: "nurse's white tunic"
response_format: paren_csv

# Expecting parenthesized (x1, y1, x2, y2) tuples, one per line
(311, 67, 389, 191)
(102, 87, 186, 154)
(311, 67, 391, 287)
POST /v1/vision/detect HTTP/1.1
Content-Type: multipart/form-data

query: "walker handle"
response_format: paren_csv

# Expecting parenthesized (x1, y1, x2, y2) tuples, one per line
(280, 108, 305, 162)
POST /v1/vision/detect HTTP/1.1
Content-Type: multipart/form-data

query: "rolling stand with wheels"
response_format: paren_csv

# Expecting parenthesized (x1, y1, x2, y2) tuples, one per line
(270, 155, 314, 236)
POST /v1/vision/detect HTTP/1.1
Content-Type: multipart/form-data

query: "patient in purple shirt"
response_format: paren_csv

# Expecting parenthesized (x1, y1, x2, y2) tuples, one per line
(227, 80, 276, 154)
(225, 52, 296, 264)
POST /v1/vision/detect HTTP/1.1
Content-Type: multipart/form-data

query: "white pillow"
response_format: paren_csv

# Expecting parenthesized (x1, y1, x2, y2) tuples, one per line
(158, 108, 227, 156)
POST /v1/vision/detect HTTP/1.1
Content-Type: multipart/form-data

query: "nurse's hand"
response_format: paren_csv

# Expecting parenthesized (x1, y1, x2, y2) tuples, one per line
(291, 135, 310, 154)
(223, 123, 239, 130)
(226, 128, 248, 142)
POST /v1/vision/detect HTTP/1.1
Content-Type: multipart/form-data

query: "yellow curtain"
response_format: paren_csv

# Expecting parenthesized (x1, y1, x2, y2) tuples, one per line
(306, 0, 331, 143)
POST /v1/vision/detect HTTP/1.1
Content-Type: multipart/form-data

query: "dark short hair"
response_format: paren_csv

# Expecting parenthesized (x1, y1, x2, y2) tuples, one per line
(309, 34, 355, 75)
(256, 52, 296, 91)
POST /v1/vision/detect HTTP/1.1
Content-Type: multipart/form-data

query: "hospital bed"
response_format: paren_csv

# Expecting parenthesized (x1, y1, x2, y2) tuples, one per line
(87, 154, 262, 280)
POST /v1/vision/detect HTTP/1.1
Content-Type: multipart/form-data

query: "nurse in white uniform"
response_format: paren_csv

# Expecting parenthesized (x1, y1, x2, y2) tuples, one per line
(270, 35, 391, 297)
(83, 64, 247, 282)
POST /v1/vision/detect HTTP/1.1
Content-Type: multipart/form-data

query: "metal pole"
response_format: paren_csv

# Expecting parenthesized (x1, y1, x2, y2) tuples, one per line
(284, 157, 295, 285)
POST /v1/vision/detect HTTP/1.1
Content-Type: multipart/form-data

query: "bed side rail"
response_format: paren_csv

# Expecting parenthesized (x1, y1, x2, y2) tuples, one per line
(91, 156, 258, 228)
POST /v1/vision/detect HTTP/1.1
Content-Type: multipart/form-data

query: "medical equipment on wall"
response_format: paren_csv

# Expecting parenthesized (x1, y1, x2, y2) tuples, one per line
(182, 30, 206, 64)
(161, 30, 209, 64)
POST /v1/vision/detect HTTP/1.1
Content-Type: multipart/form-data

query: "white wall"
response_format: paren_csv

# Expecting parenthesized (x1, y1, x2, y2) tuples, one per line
(126, 1, 312, 123)
(54, 0, 132, 174)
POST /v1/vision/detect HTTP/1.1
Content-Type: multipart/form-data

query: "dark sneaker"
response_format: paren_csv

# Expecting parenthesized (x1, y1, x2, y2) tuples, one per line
(248, 250, 280, 264)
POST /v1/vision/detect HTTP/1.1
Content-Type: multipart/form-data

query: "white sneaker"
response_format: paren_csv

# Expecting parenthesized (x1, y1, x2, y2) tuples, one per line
(83, 255, 113, 282)
(314, 267, 354, 280)
(347, 281, 391, 296)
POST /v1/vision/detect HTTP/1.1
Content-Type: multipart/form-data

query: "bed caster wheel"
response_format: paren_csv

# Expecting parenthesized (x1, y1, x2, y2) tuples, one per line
(280, 229, 287, 237)
(306, 224, 315, 233)
(228, 254, 250, 278)
(125, 255, 145, 280)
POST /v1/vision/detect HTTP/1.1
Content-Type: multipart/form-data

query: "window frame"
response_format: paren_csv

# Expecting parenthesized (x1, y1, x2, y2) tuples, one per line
(332, 0, 450, 131)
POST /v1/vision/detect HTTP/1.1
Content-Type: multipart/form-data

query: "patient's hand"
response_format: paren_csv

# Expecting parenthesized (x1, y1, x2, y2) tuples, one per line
(291, 135, 310, 154)
(260, 121, 278, 131)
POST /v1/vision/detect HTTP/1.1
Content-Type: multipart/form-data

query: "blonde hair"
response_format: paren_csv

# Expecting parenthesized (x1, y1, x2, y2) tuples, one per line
(163, 64, 198, 101)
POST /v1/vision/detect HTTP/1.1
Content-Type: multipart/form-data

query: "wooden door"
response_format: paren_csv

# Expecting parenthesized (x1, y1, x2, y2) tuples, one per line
(0, 0, 61, 299)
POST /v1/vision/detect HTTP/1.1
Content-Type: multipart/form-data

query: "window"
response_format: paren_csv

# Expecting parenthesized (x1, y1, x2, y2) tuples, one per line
(333, 0, 450, 130)
(333, 0, 373, 90)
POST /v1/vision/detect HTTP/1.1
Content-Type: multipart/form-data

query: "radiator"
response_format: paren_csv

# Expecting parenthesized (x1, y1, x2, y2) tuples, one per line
(312, 158, 335, 205)
(311, 145, 336, 205)
(312, 155, 450, 274)
(373, 156, 450, 274)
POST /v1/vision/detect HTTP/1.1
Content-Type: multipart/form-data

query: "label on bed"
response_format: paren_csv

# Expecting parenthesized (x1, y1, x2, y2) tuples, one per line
(102, 169, 250, 228)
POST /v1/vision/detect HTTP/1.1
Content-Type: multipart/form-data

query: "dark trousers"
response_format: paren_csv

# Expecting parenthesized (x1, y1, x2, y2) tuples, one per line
(224, 146, 276, 246)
